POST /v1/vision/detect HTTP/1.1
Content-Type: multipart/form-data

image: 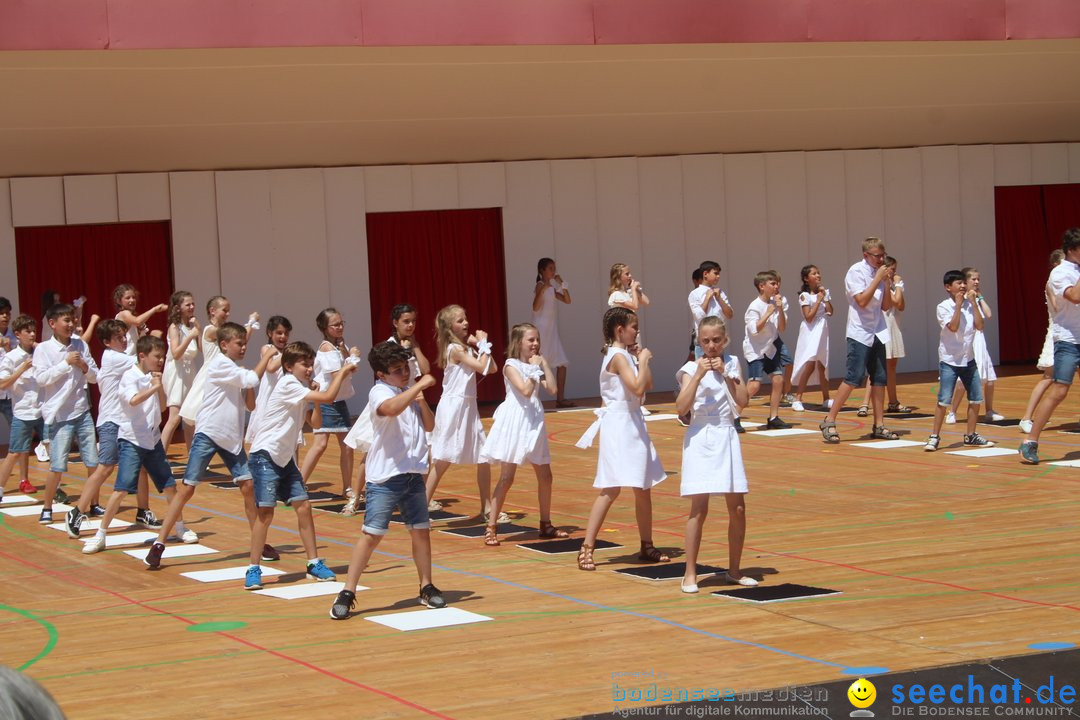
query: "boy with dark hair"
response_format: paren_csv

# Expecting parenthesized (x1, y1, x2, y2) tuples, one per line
(0, 315, 42, 499)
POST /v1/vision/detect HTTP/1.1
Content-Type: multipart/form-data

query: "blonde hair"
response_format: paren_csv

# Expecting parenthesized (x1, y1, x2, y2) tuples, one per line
(862, 236, 885, 254)
(608, 263, 629, 295)
(434, 304, 467, 368)
(698, 315, 728, 340)
(507, 322, 538, 360)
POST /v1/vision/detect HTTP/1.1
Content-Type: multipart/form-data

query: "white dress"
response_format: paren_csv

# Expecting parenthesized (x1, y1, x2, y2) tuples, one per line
(791, 291, 829, 381)
(532, 284, 569, 367)
(480, 359, 550, 465)
(430, 345, 486, 464)
(1037, 295, 1054, 370)
(972, 330, 997, 382)
(677, 361, 748, 496)
(179, 325, 221, 424)
(163, 322, 199, 407)
(576, 347, 665, 490)
(608, 290, 632, 308)
(344, 335, 420, 452)
(884, 307, 905, 359)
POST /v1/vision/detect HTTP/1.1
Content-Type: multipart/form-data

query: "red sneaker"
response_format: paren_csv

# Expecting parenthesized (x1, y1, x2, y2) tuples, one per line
(18, 479, 37, 494)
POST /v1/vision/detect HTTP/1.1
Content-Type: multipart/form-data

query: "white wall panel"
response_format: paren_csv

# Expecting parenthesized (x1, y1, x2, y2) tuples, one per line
(10, 177, 65, 227)
(765, 152, 809, 282)
(0, 181, 17, 309)
(638, 156, 687, 391)
(681, 154, 726, 278)
(805, 151, 849, 382)
(594, 157, 640, 293)
(324, 167, 373, 404)
(1031, 144, 1069, 185)
(993, 144, 1032, 187)
(215, 170, 272, 333)
(169, 171, 220, 310)
(363, 166, 412, 213)
(64, 174, 118, 225)
(959, 145, 999, 362)
(503, 161, 555, 344)
(117, 173, 171, 222)
(882, 148, 927, 370)
(920, 146, 964, 366)
(458, 163, 506, 209)
(723, 153, 769, 357)
(844, 150, 885, 256)
(1070, 144, 1080, 183)
(550, 159, 600, 399)
(411, 164, 459, 211)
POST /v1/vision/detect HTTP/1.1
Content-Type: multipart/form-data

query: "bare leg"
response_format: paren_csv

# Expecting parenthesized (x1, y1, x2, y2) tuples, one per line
(17, 454, 29, 488)
(1023, 373, 1054, 422)
(489, 462, 517, 520)
(870, 384, 886, 428)
(745, 379, 762, 408)
(724, 493, 748, 578)
(249, 507, 274, 564)
(556, 366, 568, 404)
(344, 531, 383, 592)
(154, 482, 196, 543)
(859, 377, 871, 410)
(42, 471, 62, 510)
(886, 358, 900, 405)
(294, 500, 319, 560)
(1028, 382, 1070, 442)
(950, 383, 967, 416)
(984, 381, 997, 416)
(683, 494, 709, 586)
(793, 362, 815, 402)
(966, 401, 981, 435)
(349, 454, 367, 500)
(0, 451, 26, 493)
(299, 433, 330, 482)
(160, 406, 183, 454)
(77, 464, 116, 513)
(825, 381, 858, 424)
(476, 463, 492, 517)
(632, 487, 654, 544)
(238, 479, 257, 529)
(768, 375, 783, 419)
(410, 529, 434, 587)
(135, 467, 149, 512)
(533, 463, 555, 522)
(583, 488, 620, 547)
(425, 460, 451, 502)
(335, 435, 353, 497)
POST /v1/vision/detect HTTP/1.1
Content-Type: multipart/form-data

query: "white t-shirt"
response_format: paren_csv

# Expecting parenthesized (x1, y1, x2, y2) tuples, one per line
(97, 348, 135, 428)
(196, 354, 259, 454)
(250, 374, 311, 467)
(936, 297, 977, 366)
(844, 259, 890, 347)
(118, 365, 162, 450)
(688, 285, 730, 334)
(0, 347, 41, 420)
(365, 381, 428, 483)
(607, 290, 632, 308)
(742, 296, 787, 361)
(314, 346, 355, 401)
(33, 335, 99, 425)
(1050, 260, 1080, 343)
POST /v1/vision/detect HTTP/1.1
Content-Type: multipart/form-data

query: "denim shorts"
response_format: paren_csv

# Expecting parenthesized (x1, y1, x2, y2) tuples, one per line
(362, 473, 430, 535)
(747, 342, 788, 381)
(48, 411, 98, 472)
(97, 421, 120, 466)
(115, 439, 175, 494)
(843, 337, 887, 387)
(937, 360, 983, 406)
(182, 432, 251, 485)
(315, 400, 352, 433)
(9, 416, 43, 454)
(1052, 341, 1080, 385)
(0, 399, 11, 424)
(250, 450, 308, 508)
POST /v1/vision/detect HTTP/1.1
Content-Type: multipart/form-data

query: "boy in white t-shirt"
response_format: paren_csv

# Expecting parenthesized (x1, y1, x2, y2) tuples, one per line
(924, 270, 993, 452)
(143, 322, 274, 569)
(330, 341, 443, 620)
(243, 341, 357, 590)
(0, 298, 34, 489)
(742, 271, 791, 429)
(81, 336, 185, 554)
(0, 315, 42, 499)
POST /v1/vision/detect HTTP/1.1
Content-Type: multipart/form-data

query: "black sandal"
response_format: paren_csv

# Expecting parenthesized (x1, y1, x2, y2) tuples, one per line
(638, 541, 670, 563)
(538, 521, 569, 539)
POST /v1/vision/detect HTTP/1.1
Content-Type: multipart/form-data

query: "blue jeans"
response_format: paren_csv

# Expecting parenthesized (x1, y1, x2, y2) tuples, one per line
(182, 432, 251, 485)
(363, 473, 430, 535)
(249, 450, 308, 508)
(48, 411, 98, 472)
(9, 416, 43, 454)
(937, 360, 983, 406)
(116, 439, 176, 494)
(97, 421, 120, 466)
(1051, 341, 1080, 385)
(843, 337, 887, 387)
(316, 400, 352, 433)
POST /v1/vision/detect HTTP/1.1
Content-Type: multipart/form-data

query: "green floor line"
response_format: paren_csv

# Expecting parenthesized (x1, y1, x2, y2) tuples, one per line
(0, 603, 59, 670)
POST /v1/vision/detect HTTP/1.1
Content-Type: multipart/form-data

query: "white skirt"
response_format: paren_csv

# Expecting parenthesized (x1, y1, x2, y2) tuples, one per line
(588, 406, 666, 490)
(973, 331, 997, 382)
(480, 399, 549, 466)
(430, 395, 486, 464)
(680, 419, 748, 495)
(1037, 325, 1054, 371)
(343, 406, 374, 453)
(885, 312, 905, 360)
(163, 359, 196, 408)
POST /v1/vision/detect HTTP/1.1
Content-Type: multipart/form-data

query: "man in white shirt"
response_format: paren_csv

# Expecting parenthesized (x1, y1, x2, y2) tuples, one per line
(1022, 228, 1080, 463)
(819, 237, 896, 444)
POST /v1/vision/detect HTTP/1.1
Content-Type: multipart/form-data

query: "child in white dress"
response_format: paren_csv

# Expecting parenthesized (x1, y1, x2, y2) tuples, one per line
(607, 263, 650, 310)
(427, 304, 498, 520)
(160, 291, 200, 452)
(180, 295, 258, 426)
(675, 316, 758, 592)
(949, 267, 1004, 422)
(791, 265, 833, 411)
(575, 307, 667, 571)
(532, 258, 574, 407)
(112, 283, 168, 355)
(480, 323, 569, 546)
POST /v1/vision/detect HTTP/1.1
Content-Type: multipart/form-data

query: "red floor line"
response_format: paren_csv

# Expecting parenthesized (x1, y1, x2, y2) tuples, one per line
(0, 549, 456, 718)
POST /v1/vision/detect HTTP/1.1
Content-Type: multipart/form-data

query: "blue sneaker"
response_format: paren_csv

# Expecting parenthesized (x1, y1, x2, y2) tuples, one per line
(306, 559, 336, 582)
(244, 566, 263, 591)
(1019, 441, 1039, 464)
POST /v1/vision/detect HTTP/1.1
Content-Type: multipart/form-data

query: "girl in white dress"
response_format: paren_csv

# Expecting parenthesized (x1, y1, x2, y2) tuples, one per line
(180, 295, 259, 425)
(791, 265, 833, 412)
(427, 304, 498, 520)
(160, 291, 200, 452)
(606, 263, 650, 310)
(859, 256, 910, 415)
(342, 304, 431, 515)
(481, 322, 569, 546)
(532, 258, 574, 407)
(575, 307, 667, 571)
(113, 283, 168, 355)
(1021, 250, 1065, 433)
(949, 267, 1004, 422)
(675, 316, 758, 592)
(300, 308, 361, 498)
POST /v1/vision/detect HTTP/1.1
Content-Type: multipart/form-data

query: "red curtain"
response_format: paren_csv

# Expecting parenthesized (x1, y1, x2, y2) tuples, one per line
(1043, 184, 1080, 249)
(14, 221, 175, 353)
(366, 208, 508, 404)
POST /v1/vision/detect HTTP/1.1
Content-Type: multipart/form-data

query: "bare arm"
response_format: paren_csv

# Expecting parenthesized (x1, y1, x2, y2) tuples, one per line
(538, 356, 556, 394)
(128, 372, 164, 407)
(376, 375, 437, 419)
(168, 322, 200, 361)
(503, 363, 536, 398)
(411, 343, 431, 376)
(609, 349, 652, 397)
(306, 363, 358, 405)
(969, 291, 985, 331)
(117, 304, 168, 330)
(675, 361, 708, 417)
(854, 265, 892, 309)
(945, 294, 965, 333)
(532, 281, 547, 312)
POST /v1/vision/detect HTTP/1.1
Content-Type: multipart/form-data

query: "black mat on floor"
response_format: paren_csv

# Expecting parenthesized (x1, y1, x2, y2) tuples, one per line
(888, 412, 934, 419)
(980, 417, 1021, 427)
(711, 582, 839, 602)
(305, 491, 342, 501)
(311, 502, 356, 513)
(390, 509, 467, 523)
(517, 538, 622, 554)
(614, 562, 725, 580)
(441, 523, 533, 538)
(208, 480, 238, 490)
(167, 461, 185, 469)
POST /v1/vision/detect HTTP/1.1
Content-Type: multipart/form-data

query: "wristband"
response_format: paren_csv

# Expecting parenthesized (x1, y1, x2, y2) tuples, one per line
(894, 281, 905, 291)
(345, 356, 362, 367)
(558, 281, 569, 292)
(823, 289, 831, 302)
(476, 339, 493, 356)
(246, 321, 260, 331)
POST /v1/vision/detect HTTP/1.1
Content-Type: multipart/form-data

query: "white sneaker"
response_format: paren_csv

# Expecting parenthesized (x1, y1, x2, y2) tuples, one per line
(1019, 419, 1033, 434)
(824, 399, 834, 409)
(82, 535, 106, 554)
(34, 444, 50, 462)
(180, 529, 198, 544)
(640, 407, 652, 416)
(944, 411, 957, 425)
(791, 400, 805, 412)
(985, 411, 1005, 422)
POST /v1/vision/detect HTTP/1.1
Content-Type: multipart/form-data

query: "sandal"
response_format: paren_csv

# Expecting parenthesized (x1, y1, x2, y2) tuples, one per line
(819, 420, 840, 444)
(871, 425, 899, 440)
(484, 525, 500, 547)
(538, 521, 569, 539)
(638, 541, 670, 563)
(856, 405, 869, 417)
(577, 543, 596, 571)
(886, 402, 912, 413)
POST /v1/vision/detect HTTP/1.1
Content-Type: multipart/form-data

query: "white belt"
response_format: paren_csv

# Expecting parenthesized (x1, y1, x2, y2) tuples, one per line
(575, 401, 633, 449)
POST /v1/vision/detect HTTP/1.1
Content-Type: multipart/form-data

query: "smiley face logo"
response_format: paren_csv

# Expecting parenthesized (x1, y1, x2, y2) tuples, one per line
(847, 678, 877, 709)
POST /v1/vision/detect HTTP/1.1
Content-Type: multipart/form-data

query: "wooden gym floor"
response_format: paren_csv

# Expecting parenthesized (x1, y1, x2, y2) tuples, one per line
(1, 368, 1078, 719)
